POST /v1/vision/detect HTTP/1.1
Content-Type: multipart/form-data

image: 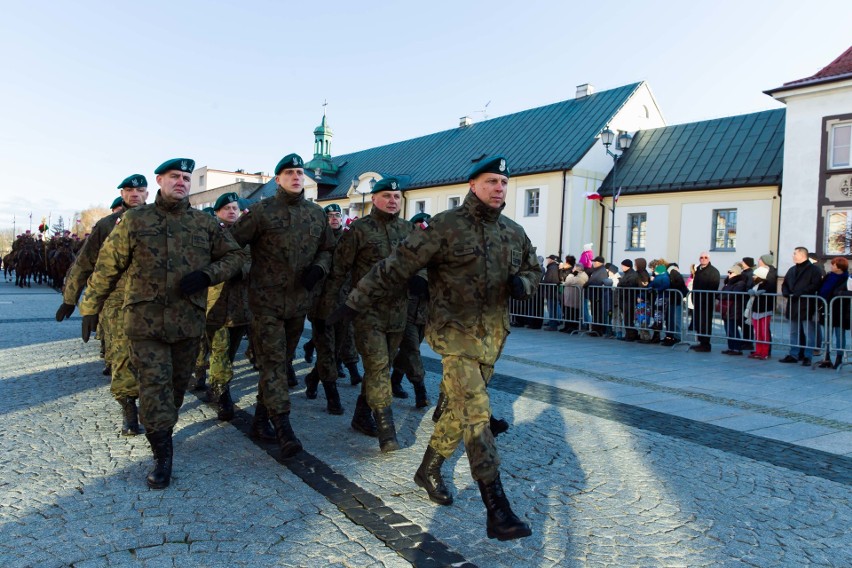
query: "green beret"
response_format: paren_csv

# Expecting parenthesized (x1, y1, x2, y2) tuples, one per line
(202, 207, 216, 216)
(117, 174, 147, 189)
(468, 155, 510, 180)
(410, 212, 431, 224)
(324, 203, 342, 214)
(110, 197, 124, 209)
(154, 158, 195, 175)
(371, 177, 402, 194)
(274, 153, 304, 175)
(213, 192, 240, 211)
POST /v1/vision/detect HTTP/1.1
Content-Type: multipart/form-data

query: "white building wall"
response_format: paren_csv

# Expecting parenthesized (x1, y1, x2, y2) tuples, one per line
(514, 183, 549, 256)
(772, 79, 852, 271)
(612, 203, 669, 263)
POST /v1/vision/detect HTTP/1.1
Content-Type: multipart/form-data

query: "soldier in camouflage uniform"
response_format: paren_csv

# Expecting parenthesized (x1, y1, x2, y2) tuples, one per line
(79, 158, 244, 490)
(205, 193, 251, 421)
(56, 173, 149, 436)
(389, 212, 431, 408)
(320, 177, 424, 452)
(230, 153, 335, 459)
(331, 156, 538, 541)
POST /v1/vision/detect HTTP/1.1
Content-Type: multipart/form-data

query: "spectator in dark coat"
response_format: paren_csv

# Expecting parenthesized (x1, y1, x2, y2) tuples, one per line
(586, 256, 609, 335)
(817, 256, 850, 369)
(690, 251, 721, 352)
(720, 264, 748, 355)
(779, 247, 823, 366)
(617, 259, 640, 341)
(542, 255, 562, 330)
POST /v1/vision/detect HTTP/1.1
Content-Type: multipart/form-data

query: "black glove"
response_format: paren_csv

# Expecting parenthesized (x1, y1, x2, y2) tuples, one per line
(81, 314, 99, 343)
(408, 275, 428, 297)
(508, 275, 526, 300)
(313, 319, 327, 334)
(327, 304, 359, 327)
(55, 303, 75, 321)
(229, 270, 244, 284)
(180, 271, 211, 295)
(301, 265, 324, 291)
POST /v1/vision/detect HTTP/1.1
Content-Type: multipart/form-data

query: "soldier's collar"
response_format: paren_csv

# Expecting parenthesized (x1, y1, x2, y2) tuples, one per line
(464, 191, 503, 223)
(277, 187, 305, 205)
(370, 208, 399, 224)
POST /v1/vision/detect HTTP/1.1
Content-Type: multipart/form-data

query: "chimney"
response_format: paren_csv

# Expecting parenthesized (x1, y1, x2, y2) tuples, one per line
(575, 83, 595, 99)
(459, 116, 473, 128)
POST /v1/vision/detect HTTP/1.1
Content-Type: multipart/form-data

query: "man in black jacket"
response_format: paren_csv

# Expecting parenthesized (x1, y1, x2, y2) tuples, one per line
(690, 252, 721, 352)
(617, 259, 640, 341)
(779, 247, 823, 366)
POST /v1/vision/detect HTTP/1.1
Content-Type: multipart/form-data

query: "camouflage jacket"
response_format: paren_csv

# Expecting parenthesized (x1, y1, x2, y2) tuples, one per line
(230, 188, 334, 318)
(319, 208, 413, 331)
(347, 191, 540, 333)
(79, 191, 245, 342)
(63, 208, 127, 309)
(205, 223, 251, 328)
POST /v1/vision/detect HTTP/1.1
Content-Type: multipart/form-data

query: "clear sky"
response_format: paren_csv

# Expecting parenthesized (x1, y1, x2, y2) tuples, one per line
(0, 0, 849, 231)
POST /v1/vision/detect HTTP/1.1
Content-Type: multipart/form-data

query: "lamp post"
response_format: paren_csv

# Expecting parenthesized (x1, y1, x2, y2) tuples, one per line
(352, 176, 377, 215)
(601, 126, 633, 262)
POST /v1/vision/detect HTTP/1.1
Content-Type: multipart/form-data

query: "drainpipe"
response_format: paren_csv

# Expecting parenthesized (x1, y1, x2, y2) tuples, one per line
(598, 200, 606, 257)
(558, 170, 567, 258)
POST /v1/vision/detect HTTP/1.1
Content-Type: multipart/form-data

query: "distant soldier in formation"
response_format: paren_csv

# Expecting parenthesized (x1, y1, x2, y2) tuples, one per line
(230, 153, 335, 459)
(321, 177, 425, 452)
(56, 173, 149, 436)
(79, 158, 244, 489)
(331, 156, 538, 541)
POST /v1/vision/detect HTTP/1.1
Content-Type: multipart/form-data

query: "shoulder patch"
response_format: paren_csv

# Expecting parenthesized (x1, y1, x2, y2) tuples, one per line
(418, 221, 429, 230)
(115, 217, 122, 225)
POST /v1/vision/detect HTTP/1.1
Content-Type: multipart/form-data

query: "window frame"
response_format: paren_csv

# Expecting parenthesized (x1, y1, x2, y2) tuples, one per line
(447, 195, 461, 210)
(525, 188, 540, 217)
(824, 208, 852, 255)
(712, 208, 737, 251)
(830, 122, 852, 169)
(625, 212, 647, 251)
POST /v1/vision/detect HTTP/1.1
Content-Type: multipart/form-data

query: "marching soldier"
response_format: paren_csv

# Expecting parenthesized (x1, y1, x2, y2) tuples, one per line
(205, 192, 251, 421)
(389, 212, 431, 408)
(330, 156, 539, 541)
(79, 158, 244, 489)
(230, 153, 335, 459)
(110, 196, 125, 213)
(320, 177, 424, 452)
(56, 173, 149, 436)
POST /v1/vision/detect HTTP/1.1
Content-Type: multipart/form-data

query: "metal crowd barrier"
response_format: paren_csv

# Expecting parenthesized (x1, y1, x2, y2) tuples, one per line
(509, 283, 841, 368)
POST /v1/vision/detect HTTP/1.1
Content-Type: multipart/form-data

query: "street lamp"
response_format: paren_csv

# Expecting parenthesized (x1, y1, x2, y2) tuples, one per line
(352, 176, 377, 215)
(601, 126, 633, 262)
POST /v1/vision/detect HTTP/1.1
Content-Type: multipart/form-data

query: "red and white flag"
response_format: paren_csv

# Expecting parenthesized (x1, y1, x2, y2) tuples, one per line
(584, 191, 601, 201)
(614, 187, 622, 202)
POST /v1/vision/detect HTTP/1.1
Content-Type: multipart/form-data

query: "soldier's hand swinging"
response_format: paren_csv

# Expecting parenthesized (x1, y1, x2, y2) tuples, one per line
(301, 265, 324, 291)
(81, 314, 99, 343)
(508, 275, 526, 300)
(408, 275, 428, 297)
(55, 303, 75, 321)
(328, 304, 358, 326)
(314, 319, 327, 333)
(180, 271, 211, 295)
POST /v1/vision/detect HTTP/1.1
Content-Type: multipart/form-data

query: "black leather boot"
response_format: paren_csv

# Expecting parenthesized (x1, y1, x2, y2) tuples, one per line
(119, 397, 144, 436)
(414, 446, 453, 505)
(286, 362, 297, 388)
(192, 367, 207, 392)
(322, 381, 344, 415)
(270, 412, 303, 459)
(490, 415, 509, 437)
(477, 474, 532, 541)
(835, 354, 844, 369)
(304, 368, 320, 399)
(303, 339, 315, 363)
(391, 369, 408, 398)
(373, 406, 400, 453)
(337, 361, 346, 378)
(102, 363, 112, 376)
(216, 385, 235, 421)
(412, 381, 429, 409)
(432, 391, 447, 423)
(249, 401, 276, 441)
(346, 362, 362, 386)
(351, 394, 377, 437)
(145, 430, 173, 489)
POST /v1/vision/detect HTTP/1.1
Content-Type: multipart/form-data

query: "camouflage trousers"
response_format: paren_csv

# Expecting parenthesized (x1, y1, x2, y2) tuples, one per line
(354, 319, 403, 411)
(129, 337, 200, 433)
(206, 325, 248, 388)
(101, 303, 138, 400)
(311, 318, 349, 383)
(253, 314, 306, 415)
(391, 320, 425, 384)
(427, 323, 507, 483)
(194, 332, 211, 371)
(338, 320, 358, 365)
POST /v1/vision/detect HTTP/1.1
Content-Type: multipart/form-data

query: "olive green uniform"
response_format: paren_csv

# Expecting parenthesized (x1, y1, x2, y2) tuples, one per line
(80, 191, 244, 433)
(309, 225, 346, 384)
(320, 208, 414, 410)
(230, 188, 335, 415)
(63, 207, 137, 400)
(392, 291, 428, 385)
(346, 191, 540, 482)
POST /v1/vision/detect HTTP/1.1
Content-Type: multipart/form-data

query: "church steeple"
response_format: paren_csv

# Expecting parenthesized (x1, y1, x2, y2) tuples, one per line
(305, 102, 339, 181)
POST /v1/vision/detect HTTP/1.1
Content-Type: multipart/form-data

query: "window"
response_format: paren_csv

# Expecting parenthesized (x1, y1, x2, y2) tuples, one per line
(525, 189, 540, 216)
(713, 209, 737, 250)
(415, 201, 426, 214)
(199, 174, 205, 188)
(448, 196, 461, 209)
(626, 213, 646, 250)
(825, 209, 852, 255)
(831, 123, 852, 168)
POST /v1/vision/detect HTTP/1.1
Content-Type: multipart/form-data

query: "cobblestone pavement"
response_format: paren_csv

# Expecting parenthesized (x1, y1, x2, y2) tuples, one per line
(1, 282, 851, 567)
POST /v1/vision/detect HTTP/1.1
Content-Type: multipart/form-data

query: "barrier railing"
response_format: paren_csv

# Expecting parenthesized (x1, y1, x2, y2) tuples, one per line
(826, 295, 852, 370)
(509, 283, 835, 366)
